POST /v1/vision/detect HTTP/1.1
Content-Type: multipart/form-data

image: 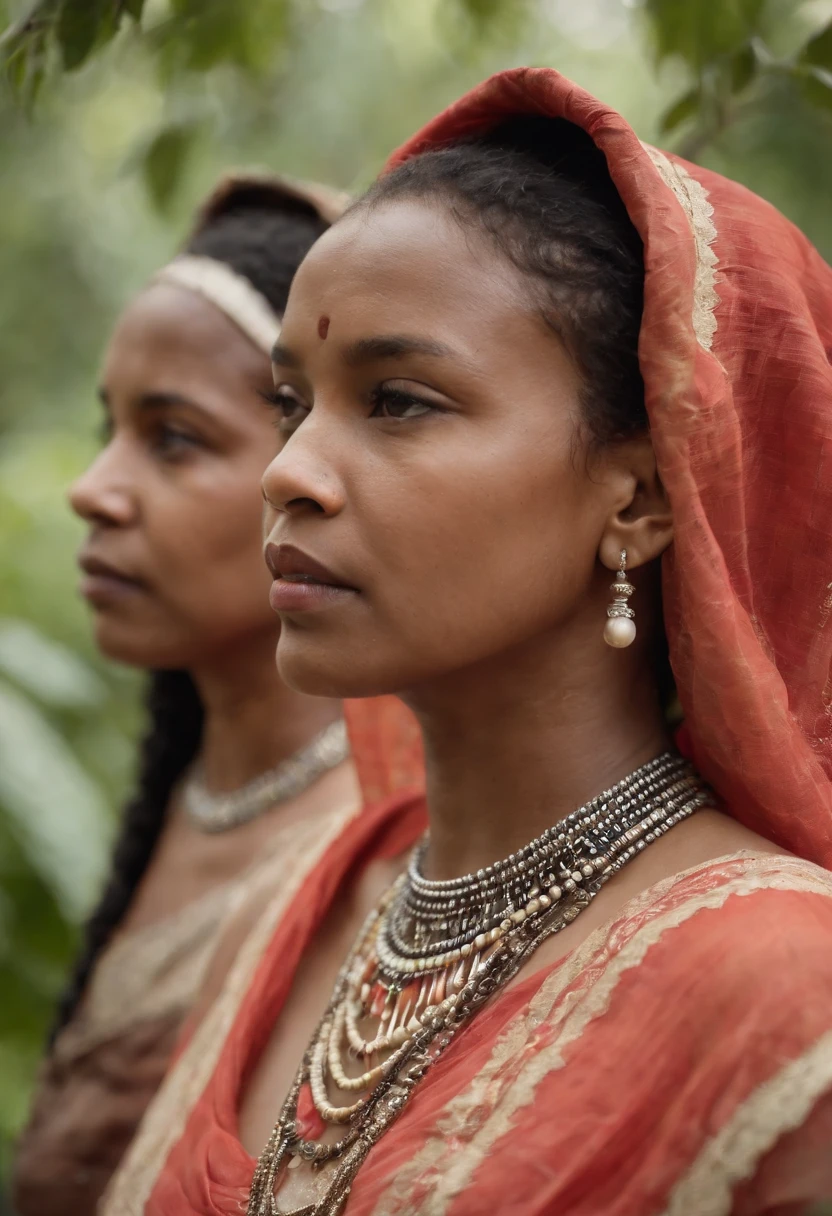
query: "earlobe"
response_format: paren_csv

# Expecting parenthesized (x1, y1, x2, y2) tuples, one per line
(600, 511, 673, 572)
(598, 436, 673, 572)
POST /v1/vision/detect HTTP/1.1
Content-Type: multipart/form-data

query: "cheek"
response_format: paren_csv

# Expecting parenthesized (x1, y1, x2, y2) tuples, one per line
(150, 470, 274, 622)
(277, 446, 599, 700)
(379, 439, 594, 628)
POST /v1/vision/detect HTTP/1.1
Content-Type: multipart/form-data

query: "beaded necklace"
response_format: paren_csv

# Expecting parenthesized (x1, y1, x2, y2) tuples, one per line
(247, 752, 710, 1216)
(183, 720, 349, 834)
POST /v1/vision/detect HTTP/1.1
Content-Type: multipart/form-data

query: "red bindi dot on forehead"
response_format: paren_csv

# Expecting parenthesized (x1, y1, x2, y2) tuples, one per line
(317, 315, 330, 340)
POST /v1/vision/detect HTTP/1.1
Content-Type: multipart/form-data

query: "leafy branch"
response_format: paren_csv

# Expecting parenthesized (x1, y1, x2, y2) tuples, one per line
(646, 0, 832, 158)
(1, 0, 142, 104)
(2, 0, 831, 211)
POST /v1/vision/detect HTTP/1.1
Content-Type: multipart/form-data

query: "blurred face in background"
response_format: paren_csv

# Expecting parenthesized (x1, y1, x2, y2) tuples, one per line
(69, 282, 281, 669)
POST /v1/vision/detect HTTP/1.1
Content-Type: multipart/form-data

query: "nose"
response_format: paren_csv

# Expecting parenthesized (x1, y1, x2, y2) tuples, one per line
(261, 425, 346, 519)
(68, 444, 138, 528)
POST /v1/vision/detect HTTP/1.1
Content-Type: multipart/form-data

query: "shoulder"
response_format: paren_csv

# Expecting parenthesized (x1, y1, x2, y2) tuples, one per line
(618, 850, 832, 1025)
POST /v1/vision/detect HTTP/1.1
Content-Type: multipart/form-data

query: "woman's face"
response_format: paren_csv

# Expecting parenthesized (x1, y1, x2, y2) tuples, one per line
(262, 198, 645, 700)
(70, 282, 280, 669)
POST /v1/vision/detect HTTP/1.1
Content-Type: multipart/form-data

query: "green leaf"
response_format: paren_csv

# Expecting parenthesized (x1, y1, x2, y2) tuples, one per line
(799, 63, 832, 112)
(801, 20, 832, 71)
(122, 0, 144, 19)
(3, 42, 27, 96)
(141, 120, 202, 212)
(56, 0, 115, 70)
(0, 0, 56, 105)
(0, 0, 57, 54)
(659, 86, 700, 132)
(0, 680, 112, 921)
(24, 56, 45, 104)
(0, 620, 106, 708)
(644, 0, 765, 73)
(730, 41, 756, 94)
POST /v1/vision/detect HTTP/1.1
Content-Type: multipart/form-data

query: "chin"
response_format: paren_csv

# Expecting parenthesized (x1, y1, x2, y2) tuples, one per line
(92, 619, 194, 671)
(275, 630, 416, 701)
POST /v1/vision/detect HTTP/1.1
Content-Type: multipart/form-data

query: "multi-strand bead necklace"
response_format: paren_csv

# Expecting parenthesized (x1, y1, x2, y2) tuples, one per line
(247, 752, 711, 1216)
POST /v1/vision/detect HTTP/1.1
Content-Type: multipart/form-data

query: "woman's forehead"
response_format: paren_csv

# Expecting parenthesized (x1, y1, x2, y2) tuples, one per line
(105, 284, 268, 373)
(286, 198, 532, 337)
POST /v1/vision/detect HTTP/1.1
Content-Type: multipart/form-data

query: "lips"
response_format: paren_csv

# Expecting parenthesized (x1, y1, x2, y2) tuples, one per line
(264, 543, 355, 588)
(77, 551, 147, 604)
(264, 542, 357, 613)
(78, 553, 144, 584)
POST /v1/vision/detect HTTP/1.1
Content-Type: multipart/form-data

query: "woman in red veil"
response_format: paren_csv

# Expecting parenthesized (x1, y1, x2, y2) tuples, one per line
(104, 68, 832, 1216)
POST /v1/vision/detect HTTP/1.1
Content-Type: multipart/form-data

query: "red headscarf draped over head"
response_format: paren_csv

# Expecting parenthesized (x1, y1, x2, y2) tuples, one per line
(385, 68, 832, 864)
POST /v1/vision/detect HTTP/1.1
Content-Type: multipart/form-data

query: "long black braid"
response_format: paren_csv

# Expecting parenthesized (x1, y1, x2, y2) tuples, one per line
(50, 188, 329, 1041)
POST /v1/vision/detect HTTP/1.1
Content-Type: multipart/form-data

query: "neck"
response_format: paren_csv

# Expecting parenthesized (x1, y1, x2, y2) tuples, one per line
(190, 628, 342, 793)
(406, 617, 670, 883)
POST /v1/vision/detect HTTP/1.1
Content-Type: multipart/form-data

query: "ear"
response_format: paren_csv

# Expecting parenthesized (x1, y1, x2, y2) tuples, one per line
(596, 434, 673, 572)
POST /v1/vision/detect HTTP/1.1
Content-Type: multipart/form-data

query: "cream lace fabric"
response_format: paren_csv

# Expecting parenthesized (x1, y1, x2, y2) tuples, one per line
(55, 796, 359, 1066)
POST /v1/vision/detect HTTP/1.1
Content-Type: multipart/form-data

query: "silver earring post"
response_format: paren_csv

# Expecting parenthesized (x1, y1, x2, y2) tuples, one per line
(603, 548, 636, 648)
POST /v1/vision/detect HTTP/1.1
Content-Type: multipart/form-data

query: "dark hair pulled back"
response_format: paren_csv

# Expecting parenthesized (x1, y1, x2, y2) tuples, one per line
(361, 116, 647, 445)
(51, 189, 328, 1042)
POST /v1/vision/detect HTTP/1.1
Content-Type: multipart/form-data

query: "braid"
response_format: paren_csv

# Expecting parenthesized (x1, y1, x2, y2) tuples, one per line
(50, 671, 202, 1040)
(51, 196, 329, 1040)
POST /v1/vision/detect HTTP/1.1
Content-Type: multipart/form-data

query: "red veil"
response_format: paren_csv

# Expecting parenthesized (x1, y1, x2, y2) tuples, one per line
(389, 69, 832, 866)
(344, 697, 423, 805)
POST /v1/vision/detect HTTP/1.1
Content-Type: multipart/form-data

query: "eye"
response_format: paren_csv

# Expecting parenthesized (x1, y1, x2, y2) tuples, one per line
(150, 423, 203, 460)
(263, 386, 310, 436)
(369, 385, 438, 422)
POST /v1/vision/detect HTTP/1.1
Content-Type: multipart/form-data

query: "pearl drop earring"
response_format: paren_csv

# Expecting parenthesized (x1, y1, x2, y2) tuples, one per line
(604, 549, 636, 648)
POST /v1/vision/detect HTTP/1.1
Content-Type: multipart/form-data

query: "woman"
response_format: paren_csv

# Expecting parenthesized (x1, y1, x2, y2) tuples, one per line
(106, 69, 832, 1216)
(12, 174, 422, 1216)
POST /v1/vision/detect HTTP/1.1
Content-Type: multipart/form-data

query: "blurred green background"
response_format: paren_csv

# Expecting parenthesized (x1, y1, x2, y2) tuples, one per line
(1, 0, 831, 1202)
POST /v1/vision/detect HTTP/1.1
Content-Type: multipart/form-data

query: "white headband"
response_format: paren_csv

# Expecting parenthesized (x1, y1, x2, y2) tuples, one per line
(151, 255, 281, 355)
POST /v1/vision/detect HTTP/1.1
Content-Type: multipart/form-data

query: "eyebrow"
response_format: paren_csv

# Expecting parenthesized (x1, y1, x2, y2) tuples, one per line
(343, 335, 456, 366)
(98, 386, 209, 415)
(271, 334, 456, 369)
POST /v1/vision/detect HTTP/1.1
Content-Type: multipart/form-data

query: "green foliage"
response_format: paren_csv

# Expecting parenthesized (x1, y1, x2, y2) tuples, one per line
(645, 0, 764, 70)
(803, 18, 832, 67)
(0, 417, 140, 1184)
(140, 117, 205, 211)
(151, 0, 291, 76)
(5, 0, 831, 209)
(642, 0, 832, 156)
(0, 616, 127, 1183)
(797, 19, 832, 111)
(56, 0, 115, 69)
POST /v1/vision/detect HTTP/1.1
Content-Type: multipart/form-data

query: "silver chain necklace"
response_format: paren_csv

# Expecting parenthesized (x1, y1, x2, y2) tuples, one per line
(183, 718, 349, 834)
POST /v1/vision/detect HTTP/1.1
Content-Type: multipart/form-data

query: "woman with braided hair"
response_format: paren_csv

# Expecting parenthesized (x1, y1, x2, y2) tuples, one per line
(12, 174, 422, 1216)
